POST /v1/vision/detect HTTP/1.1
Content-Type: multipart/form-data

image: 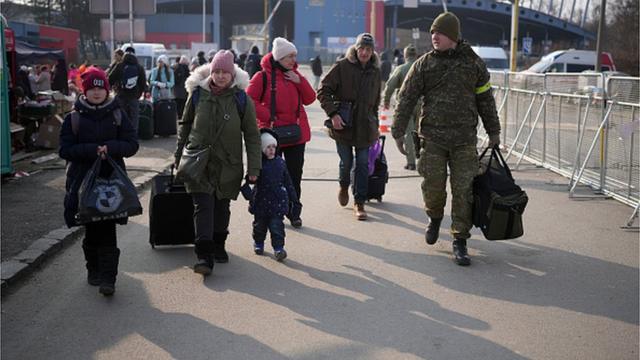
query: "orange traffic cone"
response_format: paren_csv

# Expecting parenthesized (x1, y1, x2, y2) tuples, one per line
(379, 106, 391, 133)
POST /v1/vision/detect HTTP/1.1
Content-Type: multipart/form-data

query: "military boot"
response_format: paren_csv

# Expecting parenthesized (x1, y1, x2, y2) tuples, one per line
(425, 217, 443, 245)
(82, 244, 100, 286)
(212, 232, 229, 263)
(98, 247, 120, 296)
(452, 239, 471, 266)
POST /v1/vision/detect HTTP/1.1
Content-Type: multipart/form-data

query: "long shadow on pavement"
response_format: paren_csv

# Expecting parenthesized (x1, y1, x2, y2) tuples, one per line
(205, 255, 528, 359)
(300, 226, 639, 326)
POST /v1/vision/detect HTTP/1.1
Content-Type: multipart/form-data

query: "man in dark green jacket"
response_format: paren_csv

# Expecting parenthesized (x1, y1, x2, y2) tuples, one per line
(317, 33, 381, 221)
(391, 12, 501, 266)
(383, 44, 419, 170)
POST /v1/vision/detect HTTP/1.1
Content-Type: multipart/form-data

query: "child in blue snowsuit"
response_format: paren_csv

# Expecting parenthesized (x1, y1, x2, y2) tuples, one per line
(246, 129, 301, 261)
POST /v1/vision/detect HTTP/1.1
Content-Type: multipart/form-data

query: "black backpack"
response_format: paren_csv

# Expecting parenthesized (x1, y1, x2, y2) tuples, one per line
(472, 145, 529, 240)
(122, 63, 139, 91)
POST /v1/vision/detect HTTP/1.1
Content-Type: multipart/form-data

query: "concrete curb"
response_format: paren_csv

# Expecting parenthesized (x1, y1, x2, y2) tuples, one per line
(0, 157, 174, 294)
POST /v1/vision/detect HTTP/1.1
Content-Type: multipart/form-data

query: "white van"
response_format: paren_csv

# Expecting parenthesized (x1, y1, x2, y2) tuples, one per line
(471, 46, 509, 71)
(120, 43, 167, 75)
(525, 49, 616, 73)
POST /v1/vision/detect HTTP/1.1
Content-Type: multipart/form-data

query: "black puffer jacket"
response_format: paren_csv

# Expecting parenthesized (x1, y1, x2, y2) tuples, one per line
(59, 96, 139, 227)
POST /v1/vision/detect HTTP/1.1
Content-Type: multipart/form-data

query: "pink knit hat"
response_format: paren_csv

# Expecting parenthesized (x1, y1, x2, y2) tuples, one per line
(210, 50, 235, 74)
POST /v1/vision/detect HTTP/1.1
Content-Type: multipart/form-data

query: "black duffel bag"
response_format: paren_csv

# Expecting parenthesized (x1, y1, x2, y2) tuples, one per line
(472, 145, 528, 240)
(76, 154, 143, 224)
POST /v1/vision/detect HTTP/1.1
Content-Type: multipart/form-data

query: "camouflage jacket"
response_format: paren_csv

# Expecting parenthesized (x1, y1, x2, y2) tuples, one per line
(383, 58, 416, 106)
(391, 41, 500, 146)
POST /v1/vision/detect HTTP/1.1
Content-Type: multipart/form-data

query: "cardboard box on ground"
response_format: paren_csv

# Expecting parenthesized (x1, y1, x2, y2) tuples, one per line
(35, 115, 64, 149)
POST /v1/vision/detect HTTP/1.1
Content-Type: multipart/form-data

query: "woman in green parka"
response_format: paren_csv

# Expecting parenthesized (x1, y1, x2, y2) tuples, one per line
(175, 50, 262, 276)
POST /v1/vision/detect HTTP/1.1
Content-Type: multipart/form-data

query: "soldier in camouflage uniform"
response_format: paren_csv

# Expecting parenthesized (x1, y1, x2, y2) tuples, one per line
(391, 12, 501, 266)
(383, 44, 420, 170)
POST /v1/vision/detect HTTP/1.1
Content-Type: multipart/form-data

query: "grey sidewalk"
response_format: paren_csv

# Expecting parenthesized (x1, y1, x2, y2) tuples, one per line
(2, 67, 638, 359)
(1, 136, 177, 290)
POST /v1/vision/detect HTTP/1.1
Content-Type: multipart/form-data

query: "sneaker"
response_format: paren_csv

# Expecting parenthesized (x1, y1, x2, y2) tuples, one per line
(274, 248, 288, 262)
(254, 242, 264, 255)
(404, 164, 416, 170)
(338, 186, 349, 207)
(193, 258, 214, 275)
(290, 218, 302, 228)
(354, 203, 367, 221)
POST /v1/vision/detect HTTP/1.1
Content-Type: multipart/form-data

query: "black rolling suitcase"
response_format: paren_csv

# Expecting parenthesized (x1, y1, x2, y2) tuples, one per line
(153, 99, 177, 136)
(149, 167, 195, 248)
(138, 99, 154, 140)
(366, 135, 389, 202)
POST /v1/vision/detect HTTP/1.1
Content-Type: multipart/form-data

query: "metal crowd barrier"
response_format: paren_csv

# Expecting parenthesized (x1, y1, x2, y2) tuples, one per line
(484, 71, 639, 229)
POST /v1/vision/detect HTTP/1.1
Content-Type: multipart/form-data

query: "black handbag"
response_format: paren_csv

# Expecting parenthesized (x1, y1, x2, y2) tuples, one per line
(472, 145, 528, 240)
(76, 154, 142, 224)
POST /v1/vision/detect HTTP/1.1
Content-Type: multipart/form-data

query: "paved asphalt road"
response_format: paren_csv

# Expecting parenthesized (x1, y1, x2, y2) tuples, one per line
(2, 69, 638, 359)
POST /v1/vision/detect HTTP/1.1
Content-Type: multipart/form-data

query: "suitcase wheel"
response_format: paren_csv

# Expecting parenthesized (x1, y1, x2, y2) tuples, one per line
(377, 197, 382, 202)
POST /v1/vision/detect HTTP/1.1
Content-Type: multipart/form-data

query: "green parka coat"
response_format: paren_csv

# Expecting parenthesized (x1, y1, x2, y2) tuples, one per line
(317, 45, 381, 148)
(175, 64, 261, 199)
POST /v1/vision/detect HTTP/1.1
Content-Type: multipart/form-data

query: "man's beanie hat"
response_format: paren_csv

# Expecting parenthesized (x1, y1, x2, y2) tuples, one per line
(404, 45, 417, 59)
(81, 67, 110, 93)
(272, 37, 297, 61)
(210, 50, 236, 74)
(430, 12, 460, 42)
(355, 33, 375, 49)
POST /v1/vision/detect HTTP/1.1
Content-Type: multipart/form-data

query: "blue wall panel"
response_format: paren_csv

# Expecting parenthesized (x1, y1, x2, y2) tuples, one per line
(294, 0, 365, 62)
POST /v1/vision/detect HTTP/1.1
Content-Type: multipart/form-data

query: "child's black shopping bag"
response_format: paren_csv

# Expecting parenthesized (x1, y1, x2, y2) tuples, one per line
(472, 145, 528, 240)
(76, 154, 143, 224)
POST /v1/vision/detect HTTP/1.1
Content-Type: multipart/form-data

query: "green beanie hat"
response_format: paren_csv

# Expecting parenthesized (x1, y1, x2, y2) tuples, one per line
(404, 45, 417, 59)
(430, 12, 460, 42)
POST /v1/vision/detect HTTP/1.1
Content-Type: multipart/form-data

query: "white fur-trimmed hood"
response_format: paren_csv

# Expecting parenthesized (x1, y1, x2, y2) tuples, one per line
(185, 63, 250, 94)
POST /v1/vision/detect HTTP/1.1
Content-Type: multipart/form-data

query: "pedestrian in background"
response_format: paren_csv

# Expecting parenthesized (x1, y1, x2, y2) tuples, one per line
(245, 45, 262, 79)
(310, 55, 323, 90)
(196, 51, 207, 66)
(246, 37, 316, 228)
(380, 51, 392, 85)
(383, 44, 419, 170)
(106, 49, 124, 76)
(108, 47, 147, 132)
(173, 55, 191, 119)
(392, 12, 501, 266)
(175, 50, 261, 276)
(59, 67, 139, 296)
(51, 58, 69, 95)
(317, 33, 381, 221)
(149, 55, 175, 102)
(35, 64, 51, 92)
(247, 129, 301, 261)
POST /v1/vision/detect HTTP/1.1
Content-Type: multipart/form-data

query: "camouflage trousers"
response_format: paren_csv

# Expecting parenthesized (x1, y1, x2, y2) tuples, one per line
(417, 141, 478, 240)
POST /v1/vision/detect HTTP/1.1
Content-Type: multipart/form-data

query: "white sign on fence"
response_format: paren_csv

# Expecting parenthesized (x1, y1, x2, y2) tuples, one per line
(522, 37, 533, 55)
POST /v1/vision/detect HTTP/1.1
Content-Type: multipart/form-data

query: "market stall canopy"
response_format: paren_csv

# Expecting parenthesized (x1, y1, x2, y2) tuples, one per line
(15, 41, 63, 64)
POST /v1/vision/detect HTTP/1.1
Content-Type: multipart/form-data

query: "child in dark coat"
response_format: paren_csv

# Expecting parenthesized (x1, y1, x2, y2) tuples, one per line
(247, 130, 300, 261)
(59, 67, 139, 296)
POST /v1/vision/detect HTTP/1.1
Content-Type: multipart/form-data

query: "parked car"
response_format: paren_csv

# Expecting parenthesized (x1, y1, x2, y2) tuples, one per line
(524, 49, 616, 74)
(471, 46, 509, 71)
